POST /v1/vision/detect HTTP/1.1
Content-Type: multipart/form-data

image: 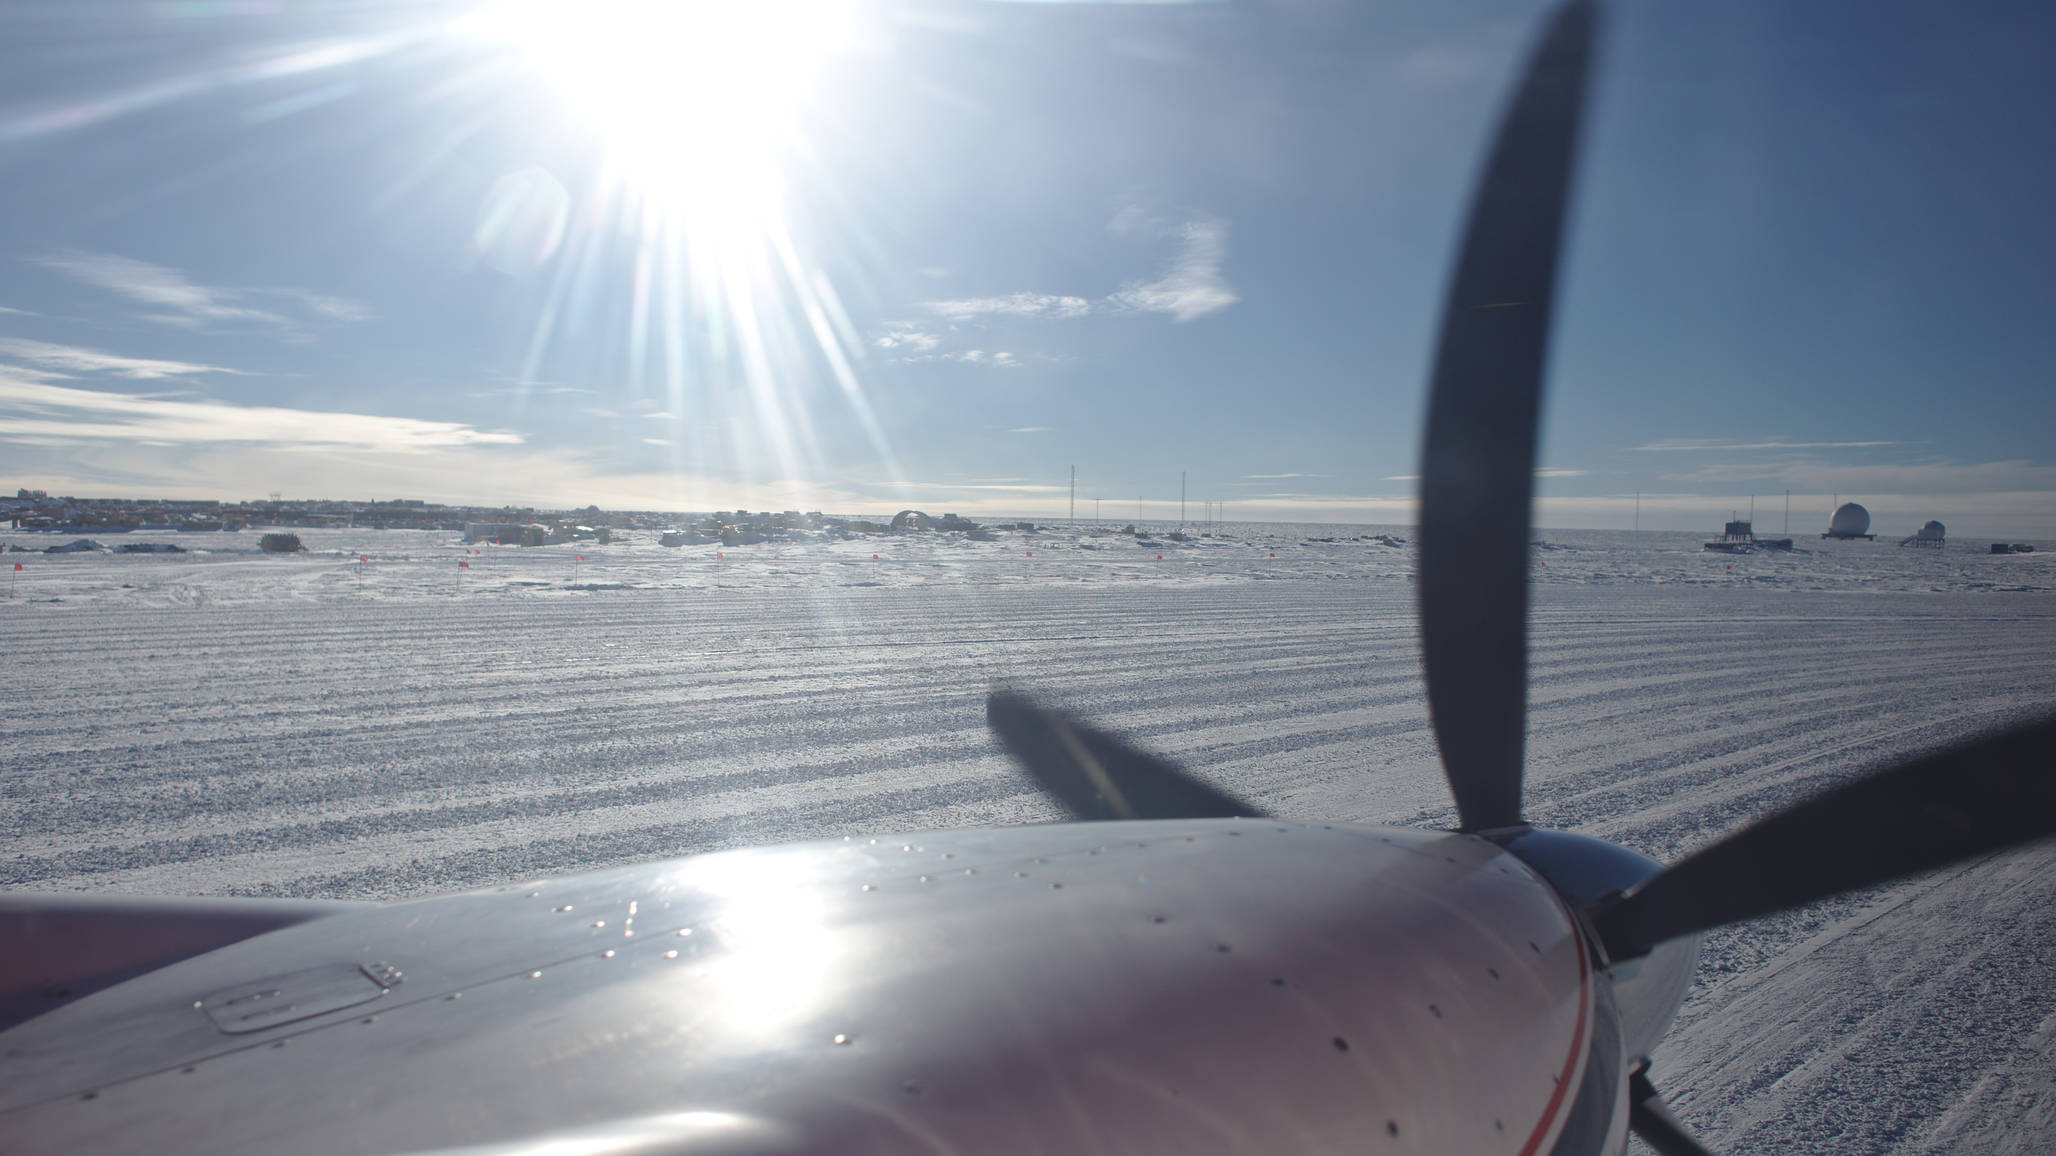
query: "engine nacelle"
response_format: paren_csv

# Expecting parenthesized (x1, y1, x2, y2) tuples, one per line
(1493, 827, 1701, 1064)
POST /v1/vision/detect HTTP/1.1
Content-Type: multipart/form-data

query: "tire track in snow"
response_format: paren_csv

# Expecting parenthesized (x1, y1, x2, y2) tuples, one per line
(8, 583, 2049, 910)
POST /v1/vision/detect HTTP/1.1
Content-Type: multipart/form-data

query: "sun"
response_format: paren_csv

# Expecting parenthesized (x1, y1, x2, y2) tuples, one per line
(452, 0, 899, 501)
(463, 0, 859, 227)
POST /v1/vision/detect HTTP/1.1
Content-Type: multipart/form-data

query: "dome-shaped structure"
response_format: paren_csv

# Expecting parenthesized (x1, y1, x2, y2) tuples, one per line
(1826, 502, 1871, 539)
(1915, 520, 1945, 542)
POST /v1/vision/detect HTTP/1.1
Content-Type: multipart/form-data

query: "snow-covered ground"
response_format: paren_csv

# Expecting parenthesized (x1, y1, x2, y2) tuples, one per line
(4, 522, 2053, 1153)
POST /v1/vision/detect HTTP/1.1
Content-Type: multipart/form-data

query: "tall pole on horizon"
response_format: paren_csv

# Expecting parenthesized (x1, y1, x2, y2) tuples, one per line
(1069, 466, 1075, 525)
(1785, 490, 1790, 536)
(1180, 472, 1186, 529)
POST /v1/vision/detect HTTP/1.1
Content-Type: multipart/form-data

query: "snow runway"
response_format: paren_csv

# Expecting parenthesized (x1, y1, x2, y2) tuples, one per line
(3, 525, 2053, 1152)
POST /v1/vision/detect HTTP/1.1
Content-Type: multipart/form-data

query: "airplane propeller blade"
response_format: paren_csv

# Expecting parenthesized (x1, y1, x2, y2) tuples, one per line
(987, 688, 1267, 821)
(1591, 715, 2056, 961)
(1417, 0, 1598, 833)
(1627, 1069, 1716, 1156)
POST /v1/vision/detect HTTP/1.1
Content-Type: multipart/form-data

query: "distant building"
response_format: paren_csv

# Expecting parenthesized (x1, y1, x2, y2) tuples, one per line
(1824, 502, 1875, 540)
(1902, 520, 1946, 547)
(464, 522, 547, 546)
(1705, 519, 1755, 553)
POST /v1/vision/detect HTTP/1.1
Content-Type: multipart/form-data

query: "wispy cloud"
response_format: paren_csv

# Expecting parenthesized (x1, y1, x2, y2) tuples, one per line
(0, 305, 34, 316)
(270, 288, 374, 323)
(924, 292, 1092, 321)
(886, 348, 1022, 368)
(0, 338, 243, 380)
(874, 327, 942, 352)
(36, 252, 285, 326)
(0, 29, 413, 144)
(1394, 19, 1524, 90)
(0, 371, 520, 451)
(1380, 468, 1584, 481)
(465, 381, 597, 400)
(876, 325, 1032, 367)
(1239, 490, 1416, 509)
(907, 212, 1240, 344)
(898, 481, 1068, 494)
(1529, 491, 2056, 536)
(1243, 472, 1327, 480)
(1658, 458, 2056, 494)
(1107, 217, 1239, 322)
(1631, 438, 1904, 453)
(475, 371, 596, 396)
(1008, 426, 1054, 434)
(33, 251, 371, 332)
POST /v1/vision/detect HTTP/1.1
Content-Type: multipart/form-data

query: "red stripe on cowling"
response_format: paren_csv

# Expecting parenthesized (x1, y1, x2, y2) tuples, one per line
(1516, 912, 1592, 1156)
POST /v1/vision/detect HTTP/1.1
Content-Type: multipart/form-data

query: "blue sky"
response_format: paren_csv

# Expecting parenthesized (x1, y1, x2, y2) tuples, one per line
(0, 0, 2050, 534)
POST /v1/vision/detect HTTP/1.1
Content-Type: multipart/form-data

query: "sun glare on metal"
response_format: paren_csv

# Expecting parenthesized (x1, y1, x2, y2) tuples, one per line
(681, 854, 842, 1038)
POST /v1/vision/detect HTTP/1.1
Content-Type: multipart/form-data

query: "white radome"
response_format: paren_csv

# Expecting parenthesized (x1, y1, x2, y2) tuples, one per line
(1828, 502, 1871, 538)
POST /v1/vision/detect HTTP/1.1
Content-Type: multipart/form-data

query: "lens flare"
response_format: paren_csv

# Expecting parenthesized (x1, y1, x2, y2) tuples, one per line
(458, 0, 903, 510)
(464, 0, 858, 234)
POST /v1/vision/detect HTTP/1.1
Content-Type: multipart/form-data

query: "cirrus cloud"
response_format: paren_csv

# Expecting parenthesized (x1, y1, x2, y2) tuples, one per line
(0, 337, 244, 380)
(1106, 217, 1240, 322)
(32, 250, 371, 332)
(911, 213, 1241, 338)
(923, 292, 1093, 321)
(0, 370, 521, 452)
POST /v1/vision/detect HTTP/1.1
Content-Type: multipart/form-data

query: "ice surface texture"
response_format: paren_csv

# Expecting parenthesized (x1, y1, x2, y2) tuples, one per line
(2, 523, 2053, 1152)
